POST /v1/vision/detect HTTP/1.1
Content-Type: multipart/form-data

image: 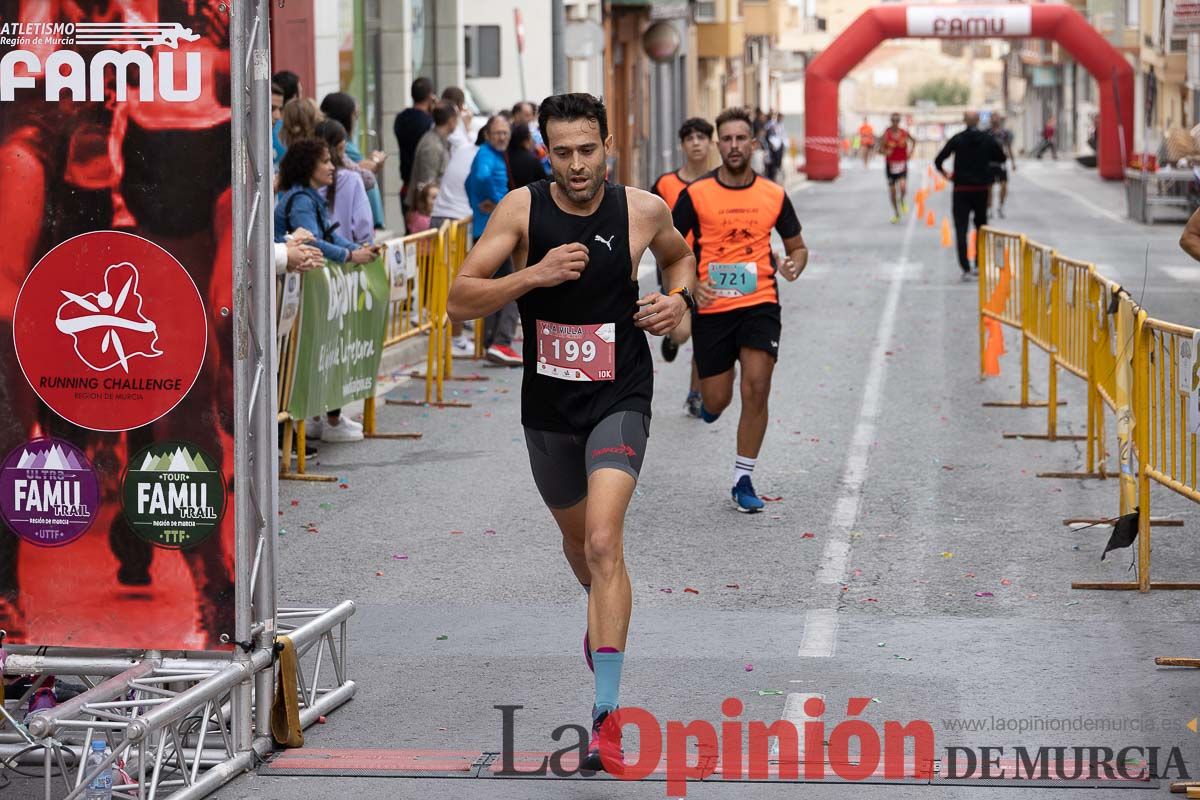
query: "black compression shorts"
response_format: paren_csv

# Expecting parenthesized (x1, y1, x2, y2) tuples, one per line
(523, 411, 650, 509)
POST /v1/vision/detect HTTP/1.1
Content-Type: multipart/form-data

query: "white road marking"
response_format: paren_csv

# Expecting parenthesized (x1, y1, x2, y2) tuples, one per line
(1161, 265, 1200, 283)
(797, 608, 839, 657)
(769, 692, 824, 755)
(1017, 168, 1125, 224)
(814, 198, 915, 586)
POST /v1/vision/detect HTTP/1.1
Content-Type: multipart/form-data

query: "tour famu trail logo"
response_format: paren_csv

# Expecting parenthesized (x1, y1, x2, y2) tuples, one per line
(56, 263, 160, 373)
(0, 438, 99, 547)
(122, 443, 225, 549)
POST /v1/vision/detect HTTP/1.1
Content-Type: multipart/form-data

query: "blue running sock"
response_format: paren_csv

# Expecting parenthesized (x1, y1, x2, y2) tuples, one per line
(700, 405, 721, 424)
(592, 648, 623, 714)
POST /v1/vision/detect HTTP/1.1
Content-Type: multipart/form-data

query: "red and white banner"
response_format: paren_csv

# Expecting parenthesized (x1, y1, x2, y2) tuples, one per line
(906, 5, 1032, 37)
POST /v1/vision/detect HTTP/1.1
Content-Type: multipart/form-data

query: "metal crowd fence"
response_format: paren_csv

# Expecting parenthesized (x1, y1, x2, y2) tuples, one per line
(277, 216, 484, 478)
(977, 227, 1198, 593)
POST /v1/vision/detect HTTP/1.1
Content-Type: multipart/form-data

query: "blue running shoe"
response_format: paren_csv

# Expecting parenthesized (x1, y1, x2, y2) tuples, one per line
(732, 476, 765, 513)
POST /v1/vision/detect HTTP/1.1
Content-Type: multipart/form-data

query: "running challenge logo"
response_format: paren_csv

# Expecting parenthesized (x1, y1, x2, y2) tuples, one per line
(13, 231, 208, 432)
(0, 21, 203, 102)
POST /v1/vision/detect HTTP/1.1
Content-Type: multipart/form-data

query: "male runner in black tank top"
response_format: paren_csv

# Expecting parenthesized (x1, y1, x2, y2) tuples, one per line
(448, 93, 696, 773)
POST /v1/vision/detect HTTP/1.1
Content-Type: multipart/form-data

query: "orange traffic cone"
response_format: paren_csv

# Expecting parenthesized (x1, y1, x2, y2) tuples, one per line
(968, 229, 977, 261)
(927, 164, 935, 178)
(916, 200, 925, 221)
(925, 209, 936, 227)
(940, 217, 952, 248)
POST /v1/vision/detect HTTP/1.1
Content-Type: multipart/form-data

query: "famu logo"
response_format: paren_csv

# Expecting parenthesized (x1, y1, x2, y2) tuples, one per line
(122, 442, 225, 549)
(0, 21, 203, 102)
(0, 438, 99, 547)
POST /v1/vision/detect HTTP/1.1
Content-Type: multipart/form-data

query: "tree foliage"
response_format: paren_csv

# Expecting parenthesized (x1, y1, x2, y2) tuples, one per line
(907, 78, 970, 107)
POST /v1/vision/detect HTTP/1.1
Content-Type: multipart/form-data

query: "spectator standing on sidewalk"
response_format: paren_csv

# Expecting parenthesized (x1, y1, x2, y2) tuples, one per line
(321, 92, 388, 230)
(395, 77, 435, 214)
(507, 123, 549, 188)
(934, 111, 1007, 279)
(432, 104, 480, 358)
(276, 138, 380, 442)
(466, 115, 521, 366)
(315, 119, 375, 246)
(407, 101, 456, 231)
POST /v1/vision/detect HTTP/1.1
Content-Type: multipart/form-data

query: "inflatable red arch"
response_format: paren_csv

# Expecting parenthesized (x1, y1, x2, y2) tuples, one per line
(804, 4, 1134, 180)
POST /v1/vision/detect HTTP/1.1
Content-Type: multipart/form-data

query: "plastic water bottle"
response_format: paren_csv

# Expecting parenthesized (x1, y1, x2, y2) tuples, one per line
(83, 740, 113, 800)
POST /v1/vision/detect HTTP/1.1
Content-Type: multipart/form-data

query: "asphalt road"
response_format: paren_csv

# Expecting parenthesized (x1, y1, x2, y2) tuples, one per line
(212, 158, 1200, 800)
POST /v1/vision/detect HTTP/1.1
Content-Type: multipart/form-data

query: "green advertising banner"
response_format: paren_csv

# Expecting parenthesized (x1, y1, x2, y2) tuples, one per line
(287, 256, 390, 420)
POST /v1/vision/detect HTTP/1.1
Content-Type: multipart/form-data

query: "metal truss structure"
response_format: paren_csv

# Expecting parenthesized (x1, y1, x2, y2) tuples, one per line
(0, 2, 356, 797)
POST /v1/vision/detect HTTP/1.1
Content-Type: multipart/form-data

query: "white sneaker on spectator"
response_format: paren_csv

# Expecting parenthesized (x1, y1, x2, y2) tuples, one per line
(321, 420, 364, 442)
(486, 344, 522, 366)
(305, 417, 323, 439)
(451, 337, 475, 358)
(335, 416, 364, 433)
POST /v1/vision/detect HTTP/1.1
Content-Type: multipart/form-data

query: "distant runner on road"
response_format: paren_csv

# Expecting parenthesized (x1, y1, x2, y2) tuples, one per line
(652, 116, 714, 417)
(859, 118, 876, 167)
(672, 107, 808, 513)
(988, 113, 1016, 219)
(879, 113, 914, 224)
(447, 93, 697, 773)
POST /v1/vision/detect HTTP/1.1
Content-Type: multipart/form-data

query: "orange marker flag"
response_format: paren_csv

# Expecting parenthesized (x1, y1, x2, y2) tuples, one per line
(981, 249, 1014, 376)
(926, 209, 936, 227)
(968, 229, 977, 261)
(927, 164, 935, 178)
(940, 217, 952, 247)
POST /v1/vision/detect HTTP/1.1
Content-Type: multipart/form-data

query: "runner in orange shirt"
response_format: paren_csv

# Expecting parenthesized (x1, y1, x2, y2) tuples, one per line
(672, 108, 808, 513)
(879, 113, 915, 223)
(652, 117, 712, 417)
(859, 117, 876, 167)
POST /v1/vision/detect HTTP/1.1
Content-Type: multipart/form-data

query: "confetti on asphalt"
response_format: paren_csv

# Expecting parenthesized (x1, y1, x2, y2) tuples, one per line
(1065, 600, 1080, 606)
(1026, 593, 1039, 599)
(684, 587, 700, 594)
(450, 530, 464, 535)
(659, 588, 673, 593)
(871, 698, 881, 703)
(861, 597, 878, 603)
(757, 690, 783, 696)
(761, 495, 783, 502)
(877, 642, 886, 647)
(304, 523, 318, 533)
(339, 483, 349, 489)
(319, 502, 333, 510)
(941, 465, 954, 471)
(941, 552, 954, 558)
(800, 532, 815, 539)
(375, 571, 384, 577)
(393, 554, 408, 560)
(853, 568, 863, 577)
(725, 584, 740, 589)
(975, 592, 994, 598)
(290, 500, 299, 506)
(1000, 578, 1013, 586)
(893, 655, 913, 661)
(484, 529, 497, 535)
(965, 572, 976, 578)
(279, 528, 287, 536)
(744, 664, 753, 672)
(436, 635, 448, 640)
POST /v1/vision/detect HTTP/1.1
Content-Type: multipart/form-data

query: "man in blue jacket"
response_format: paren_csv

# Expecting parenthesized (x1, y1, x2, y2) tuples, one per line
(466, 116, 521, 365)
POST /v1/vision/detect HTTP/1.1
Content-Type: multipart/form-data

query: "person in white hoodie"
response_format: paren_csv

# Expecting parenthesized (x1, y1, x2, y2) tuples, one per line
(431, 87, 479, 357)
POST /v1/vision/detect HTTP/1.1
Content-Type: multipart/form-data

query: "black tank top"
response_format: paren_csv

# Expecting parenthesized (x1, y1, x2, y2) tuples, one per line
(519, 180, 653, 433)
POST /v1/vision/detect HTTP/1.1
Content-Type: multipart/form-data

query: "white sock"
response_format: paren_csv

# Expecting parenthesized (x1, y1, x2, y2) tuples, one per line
(734, 455, 756, 484)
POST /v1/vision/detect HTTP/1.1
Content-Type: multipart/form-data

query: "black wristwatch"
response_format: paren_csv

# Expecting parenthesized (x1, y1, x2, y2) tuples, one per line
(669, 286, 697, 313)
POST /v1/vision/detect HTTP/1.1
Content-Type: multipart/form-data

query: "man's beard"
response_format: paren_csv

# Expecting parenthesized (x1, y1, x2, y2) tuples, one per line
(722, 151, 752, 176)
(554, 169, 605, 204)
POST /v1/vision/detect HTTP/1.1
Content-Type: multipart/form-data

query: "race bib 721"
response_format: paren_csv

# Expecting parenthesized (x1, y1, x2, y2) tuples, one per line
(708, 262, 758, 297)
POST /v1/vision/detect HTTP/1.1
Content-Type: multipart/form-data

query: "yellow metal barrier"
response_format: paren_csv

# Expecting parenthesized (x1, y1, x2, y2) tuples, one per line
(977, 227, 1197, 593)
(383, 227, 440, 347)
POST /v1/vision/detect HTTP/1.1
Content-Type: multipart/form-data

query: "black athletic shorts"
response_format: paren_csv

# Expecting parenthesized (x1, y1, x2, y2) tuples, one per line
(992, 165, 1008, 182)
(523, 411, 650, 509)
(886, 167, 908, 184)
(692, 303, 781, 379)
